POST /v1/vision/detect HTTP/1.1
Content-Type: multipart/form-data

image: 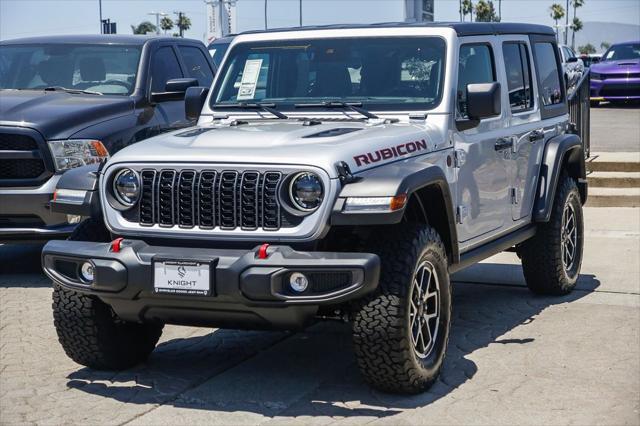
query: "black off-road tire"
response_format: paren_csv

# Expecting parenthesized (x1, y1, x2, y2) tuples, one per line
(51, 216, 163, 370)
(351, 224, 451, 394)
(52, 286, 163, 370)
(520, 173, 584, 295)
(69, 217, 111, 242)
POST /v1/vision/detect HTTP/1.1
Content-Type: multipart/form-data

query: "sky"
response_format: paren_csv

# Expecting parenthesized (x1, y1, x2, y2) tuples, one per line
(1, 0, 639, 41)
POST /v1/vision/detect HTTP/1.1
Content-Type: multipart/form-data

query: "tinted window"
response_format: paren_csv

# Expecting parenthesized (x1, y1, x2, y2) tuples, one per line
(457, 44, 495, 118)
(0, 44, 141, 95)
(212, 37, 447, 112)
(179, 46, 214, 87)
(209, 42, 231, 69)
(603, 43, 640, 61)
(534, 43, 562, 106)
(502, 43, 534, 113)
(151, 46, 183, 93)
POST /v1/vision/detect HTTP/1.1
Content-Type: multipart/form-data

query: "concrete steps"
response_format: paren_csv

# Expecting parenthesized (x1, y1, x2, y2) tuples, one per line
(586, 153, 640, 207)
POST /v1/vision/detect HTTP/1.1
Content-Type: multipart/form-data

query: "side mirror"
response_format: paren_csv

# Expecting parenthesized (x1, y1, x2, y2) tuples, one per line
(467, 82, 501, 120)
(567, 56, 579, 63)
(151, 78, 198, 102)
(456, 82, 501, 131)
(185, 86, 210, 121)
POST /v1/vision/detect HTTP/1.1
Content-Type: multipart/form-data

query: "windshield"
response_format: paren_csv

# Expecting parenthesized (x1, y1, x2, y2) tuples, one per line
(602, 43, 640, 62)
(0, 44, 141, 95)
(211, 37, 446, 112)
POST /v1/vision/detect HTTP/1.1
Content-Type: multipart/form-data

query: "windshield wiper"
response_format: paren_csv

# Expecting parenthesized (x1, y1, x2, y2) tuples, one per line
(44, 86, 103, 95)
(294, 101, 379, 119)
(213, 102, 289, 119)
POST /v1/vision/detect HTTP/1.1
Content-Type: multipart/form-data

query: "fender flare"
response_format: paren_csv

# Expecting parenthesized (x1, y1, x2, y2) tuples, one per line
(533, 133, 587, 222)
(331, 164, 459, 263)
(50, 163, 102, 217)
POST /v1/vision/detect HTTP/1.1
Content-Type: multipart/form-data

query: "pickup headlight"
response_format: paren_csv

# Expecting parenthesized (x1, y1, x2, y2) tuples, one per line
(112, 168, 140, 207)
(288, 172, 323, 212)
(47, 139, 109, 172)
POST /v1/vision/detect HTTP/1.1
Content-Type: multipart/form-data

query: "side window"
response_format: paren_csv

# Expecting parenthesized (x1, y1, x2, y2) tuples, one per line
(457, 44, 495, 118)
(178, 46, 214, 87)
(533, 42, 563, 106)
(502, 43, 534, 113)
(151, 46, 183, 93)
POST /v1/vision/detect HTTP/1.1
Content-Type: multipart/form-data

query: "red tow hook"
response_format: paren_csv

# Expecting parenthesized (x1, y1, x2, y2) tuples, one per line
(257, 243, 270, 259)
(110, 237, 124, 253)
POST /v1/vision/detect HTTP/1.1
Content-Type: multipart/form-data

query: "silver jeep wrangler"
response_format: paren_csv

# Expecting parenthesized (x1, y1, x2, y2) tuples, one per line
(43, 22, 588, 394)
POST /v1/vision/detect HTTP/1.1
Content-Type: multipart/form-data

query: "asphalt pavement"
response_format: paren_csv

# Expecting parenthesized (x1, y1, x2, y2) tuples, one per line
(1, 207, 638, 425)
(590, 103, 640, 152)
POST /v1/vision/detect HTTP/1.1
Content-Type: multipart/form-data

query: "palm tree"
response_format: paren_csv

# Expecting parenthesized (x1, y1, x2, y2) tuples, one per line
(461, 0, 473, 22)
(549, 3, 566, 41)
(131, 21, 156, 35)
(475, 0, 500, 22)
(175, 14, 191, 37)
(570, 17, 583, 50)
(600, 41, 611, 51)
(570, 0, 585, 49)
(160, 16, 174, 34)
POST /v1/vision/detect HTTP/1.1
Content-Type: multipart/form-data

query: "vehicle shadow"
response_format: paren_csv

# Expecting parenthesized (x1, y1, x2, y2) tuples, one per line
(65, 263, 600, 420)
(0, 243, 50, 287)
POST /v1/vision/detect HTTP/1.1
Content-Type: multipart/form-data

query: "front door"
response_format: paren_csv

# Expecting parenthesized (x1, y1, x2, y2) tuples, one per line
(454, 41, 512, 244)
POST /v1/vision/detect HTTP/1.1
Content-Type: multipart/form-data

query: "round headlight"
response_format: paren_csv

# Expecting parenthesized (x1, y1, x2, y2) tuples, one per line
(289, 172, 323, 212)
(113, 168, 140, 207)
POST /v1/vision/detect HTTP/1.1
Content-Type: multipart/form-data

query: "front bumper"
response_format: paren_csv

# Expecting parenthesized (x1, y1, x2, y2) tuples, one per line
(590, 77, 640, 100)
(0, 175, 76, 241)
(42, 239, 380, 330)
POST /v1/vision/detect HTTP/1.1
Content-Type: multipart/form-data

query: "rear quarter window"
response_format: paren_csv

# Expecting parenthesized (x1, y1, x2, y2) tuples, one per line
(533, 42, 562, 106)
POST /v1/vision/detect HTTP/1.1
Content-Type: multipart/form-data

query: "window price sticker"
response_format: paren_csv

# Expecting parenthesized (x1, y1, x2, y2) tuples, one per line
(236, 59, 263, 100)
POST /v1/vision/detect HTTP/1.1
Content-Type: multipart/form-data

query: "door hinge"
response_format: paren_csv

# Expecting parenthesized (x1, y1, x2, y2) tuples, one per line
(456, 205, 468, 224)
(510, 187, 520, 205)
(454, 149, 466, 168)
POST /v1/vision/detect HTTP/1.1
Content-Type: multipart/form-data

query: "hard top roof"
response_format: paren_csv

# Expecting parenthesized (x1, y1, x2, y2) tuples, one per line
(0, 34, 203, 45)
(239, 21, 555, 37)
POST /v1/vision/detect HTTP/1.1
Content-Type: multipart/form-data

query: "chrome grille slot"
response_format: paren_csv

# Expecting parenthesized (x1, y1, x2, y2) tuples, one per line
(218, 171, 239, 229)
(197, 171, 216, 228)
(157, 170, 176, 226)
(262, 172, 282, 230)
(139, 170, 156, 225)
(177, 171, 196, 227)
(136, 168, 285, 231)
(240, 172, 259, 229)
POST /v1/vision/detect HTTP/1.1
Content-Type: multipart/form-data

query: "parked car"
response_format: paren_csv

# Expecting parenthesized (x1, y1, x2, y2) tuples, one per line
(44, 22, 588, 394)
(0, 35, 215, 242)
(589, 41, 640, 106)
(207, 36, 234, 69)
(559, 44, 585, 89)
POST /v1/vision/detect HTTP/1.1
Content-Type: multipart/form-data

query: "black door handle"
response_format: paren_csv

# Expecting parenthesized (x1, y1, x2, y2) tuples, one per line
(529, 130, 545, 141)
(495, 138, 513, 151)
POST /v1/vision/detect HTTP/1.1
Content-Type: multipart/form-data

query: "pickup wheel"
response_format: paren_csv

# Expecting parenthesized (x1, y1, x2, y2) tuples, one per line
(351, 224, 451, 394)
(51, 218, 163, 370)
(520, 173, 584, 295)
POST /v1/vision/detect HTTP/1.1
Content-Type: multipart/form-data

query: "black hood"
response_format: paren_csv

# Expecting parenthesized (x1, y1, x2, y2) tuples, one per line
(0, 90, 134, 139)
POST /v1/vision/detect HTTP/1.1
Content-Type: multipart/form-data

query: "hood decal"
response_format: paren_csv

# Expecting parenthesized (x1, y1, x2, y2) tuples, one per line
(354, 139, 428, 167)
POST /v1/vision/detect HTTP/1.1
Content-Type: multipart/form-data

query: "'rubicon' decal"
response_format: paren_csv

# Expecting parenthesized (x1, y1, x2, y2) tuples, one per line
(353, 139, 428, 167)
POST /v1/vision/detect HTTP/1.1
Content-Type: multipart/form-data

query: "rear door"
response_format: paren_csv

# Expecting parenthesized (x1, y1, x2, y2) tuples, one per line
(500, 37, 546, 221)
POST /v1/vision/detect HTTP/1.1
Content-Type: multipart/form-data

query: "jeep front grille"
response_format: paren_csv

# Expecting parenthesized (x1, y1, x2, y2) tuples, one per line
(137, 169, 284, 231)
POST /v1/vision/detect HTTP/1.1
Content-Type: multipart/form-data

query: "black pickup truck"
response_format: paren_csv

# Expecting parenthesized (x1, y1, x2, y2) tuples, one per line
(0, 35, 215, 241)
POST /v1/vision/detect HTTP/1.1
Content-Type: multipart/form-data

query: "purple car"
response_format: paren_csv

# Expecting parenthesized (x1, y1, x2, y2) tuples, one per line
(590, 41, 640, 106)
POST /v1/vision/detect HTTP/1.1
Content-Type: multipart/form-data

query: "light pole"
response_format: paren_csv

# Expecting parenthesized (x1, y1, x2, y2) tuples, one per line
(299, 0, 302, 26)
(98, 0, 103, 34)
(148, 12, 167, 35)
(264, 0, 268, 30)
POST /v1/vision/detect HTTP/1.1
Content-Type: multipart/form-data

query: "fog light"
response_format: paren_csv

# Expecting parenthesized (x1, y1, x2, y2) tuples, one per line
(80, 262, 95, 282)
(289, 272, 309, 293)
(67, 214, 82, 224)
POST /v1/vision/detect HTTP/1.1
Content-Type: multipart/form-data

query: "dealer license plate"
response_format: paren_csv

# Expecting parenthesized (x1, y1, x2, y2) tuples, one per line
(153, 260, 210, 296)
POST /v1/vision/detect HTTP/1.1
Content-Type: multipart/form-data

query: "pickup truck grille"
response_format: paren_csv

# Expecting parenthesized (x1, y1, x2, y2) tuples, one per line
(0, 131, 51, 187)
(138, 169, 285, 231)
